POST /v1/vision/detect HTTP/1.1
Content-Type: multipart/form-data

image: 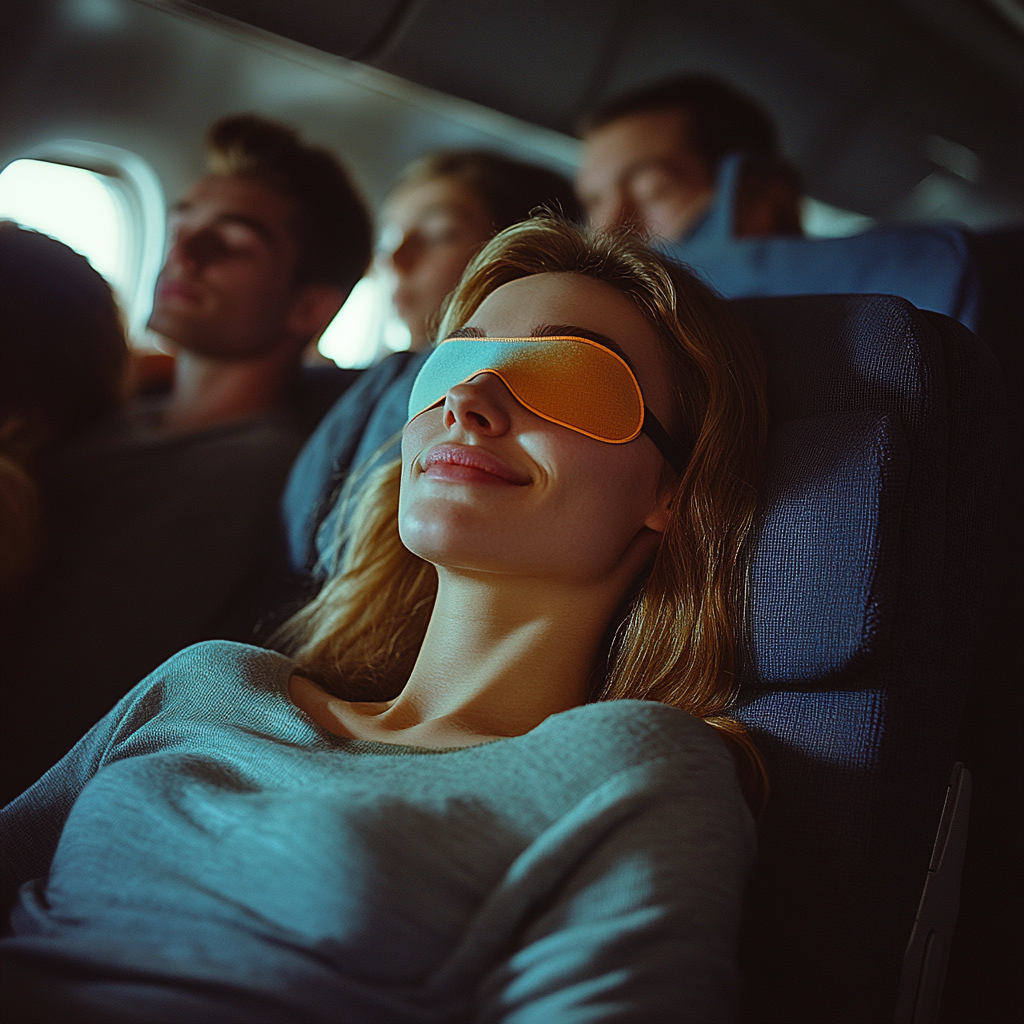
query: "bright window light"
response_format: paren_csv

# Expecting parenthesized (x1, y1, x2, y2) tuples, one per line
(0, 158, 131, 303)
(318, 272, 412, 368)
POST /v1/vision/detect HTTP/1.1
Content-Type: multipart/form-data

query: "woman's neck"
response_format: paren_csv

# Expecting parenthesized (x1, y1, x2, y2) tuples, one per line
(301, 570, 627, 748)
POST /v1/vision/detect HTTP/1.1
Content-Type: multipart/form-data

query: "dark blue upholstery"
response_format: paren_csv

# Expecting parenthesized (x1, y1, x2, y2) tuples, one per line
(732, 294, 1005, 1022)
(270, 293, 1005, 1022)
(290, 364, 363, 437)
(749, 411, 908, 687)
(664, 156, 980, 330)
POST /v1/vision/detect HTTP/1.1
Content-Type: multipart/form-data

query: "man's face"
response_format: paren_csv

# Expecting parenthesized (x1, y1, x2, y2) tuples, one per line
(148, 174, 303, 359)
(576, 109, 716, 242)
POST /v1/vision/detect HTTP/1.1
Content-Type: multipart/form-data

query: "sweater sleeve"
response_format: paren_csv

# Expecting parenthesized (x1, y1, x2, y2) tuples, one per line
(473, 754, 757, 1024)
(0, 664, 172, 920)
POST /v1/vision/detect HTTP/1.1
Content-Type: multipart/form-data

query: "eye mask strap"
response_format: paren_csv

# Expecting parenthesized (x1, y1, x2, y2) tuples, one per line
(642, 410, 690, 476)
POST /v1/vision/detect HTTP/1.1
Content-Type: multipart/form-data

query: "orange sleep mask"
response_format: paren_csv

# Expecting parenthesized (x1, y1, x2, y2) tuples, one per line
(407, 335, 688, 473)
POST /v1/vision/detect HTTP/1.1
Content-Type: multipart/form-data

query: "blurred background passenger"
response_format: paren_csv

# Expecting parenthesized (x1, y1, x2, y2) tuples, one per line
(280, 150, 582, 581)
(149, 113, 371, 434)
(0, 117, 372, 804)
(0, 222, 128, 597)
(380, 151, 584, 351)
(575, 73, 983, 334)
(576, 74, 803, 242)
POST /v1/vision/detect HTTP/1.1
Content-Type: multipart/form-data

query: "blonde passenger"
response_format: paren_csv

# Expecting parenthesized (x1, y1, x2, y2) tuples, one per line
(3, 218, 767, 1023)
(379, 150, 582, 350)
(284, 217, 767, 785)
(282, 149, 581, 576)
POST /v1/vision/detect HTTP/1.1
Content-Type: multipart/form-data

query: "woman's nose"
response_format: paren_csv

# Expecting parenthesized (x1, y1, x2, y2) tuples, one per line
(442, 374, 513, 436)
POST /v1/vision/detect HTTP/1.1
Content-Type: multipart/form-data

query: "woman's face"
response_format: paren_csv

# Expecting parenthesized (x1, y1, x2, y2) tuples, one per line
(399, 272, 676, 588)
(378, 176, 495, 351)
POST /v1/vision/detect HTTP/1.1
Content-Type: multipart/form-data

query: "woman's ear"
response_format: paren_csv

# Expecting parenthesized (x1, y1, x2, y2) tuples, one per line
(643, 473, 677, 534)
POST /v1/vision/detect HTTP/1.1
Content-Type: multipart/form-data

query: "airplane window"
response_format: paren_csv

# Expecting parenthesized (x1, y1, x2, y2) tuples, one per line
(0, 148, 165, 344)
(317, 272, 412, 368)
(0, 158, 132, 313)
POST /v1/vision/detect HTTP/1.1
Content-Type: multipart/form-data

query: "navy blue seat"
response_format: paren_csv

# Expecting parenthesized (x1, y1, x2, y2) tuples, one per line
(290, 364, 363, 437)
(732, 294, 1005, 1023)
(271, 293, 1005, 1023)
(665, 155, 980, 330)
(942, 225, 1023, 1023)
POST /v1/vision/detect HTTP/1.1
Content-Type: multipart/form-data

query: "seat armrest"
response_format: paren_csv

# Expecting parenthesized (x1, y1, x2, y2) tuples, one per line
(894, 762, 972, 1024)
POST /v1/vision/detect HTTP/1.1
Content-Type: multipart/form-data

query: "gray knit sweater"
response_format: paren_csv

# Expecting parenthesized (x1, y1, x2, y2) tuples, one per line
(1, 641, 755, 1023)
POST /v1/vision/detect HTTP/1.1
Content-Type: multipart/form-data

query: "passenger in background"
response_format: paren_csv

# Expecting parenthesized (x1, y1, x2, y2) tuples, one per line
(280, 150, 581, 582)
(575, 75, 978, 330)
(576, 75, 803, 242)
(149, 114, 371, 433)
(149, 114, 374, 430)
(382, 151, 584, 352)
(0, 117, 372, 804)
(0, 222, 128, 597)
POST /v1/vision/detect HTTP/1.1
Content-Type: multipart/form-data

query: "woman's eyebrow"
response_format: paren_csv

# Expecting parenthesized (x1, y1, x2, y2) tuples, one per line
(447, 326, 487, 338)
(531, 323, 636, 369)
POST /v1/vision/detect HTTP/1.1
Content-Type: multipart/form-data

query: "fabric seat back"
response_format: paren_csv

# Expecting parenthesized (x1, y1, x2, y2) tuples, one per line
(729, 294, 1004, 1023)
(670, 156, 979, 330)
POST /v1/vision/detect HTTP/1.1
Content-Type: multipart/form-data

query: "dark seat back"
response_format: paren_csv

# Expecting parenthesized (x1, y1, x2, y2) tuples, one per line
(729, 294, 1005, 1022)
(291, 364, 363, 437)
(670, 155, 980, 330)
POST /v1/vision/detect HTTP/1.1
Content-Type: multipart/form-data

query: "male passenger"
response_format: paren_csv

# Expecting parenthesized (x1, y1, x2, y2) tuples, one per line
(576, 75, 803, 243)
(576, 75, 977, 329)
(1, 115, 372, 804)
(149, 114, 371, 432)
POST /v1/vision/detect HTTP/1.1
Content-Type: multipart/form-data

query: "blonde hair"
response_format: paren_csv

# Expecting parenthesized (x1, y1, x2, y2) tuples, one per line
(279, 217, 769, 808)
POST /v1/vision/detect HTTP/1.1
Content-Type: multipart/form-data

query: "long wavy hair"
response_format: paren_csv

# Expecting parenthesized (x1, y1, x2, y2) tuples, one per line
(279, 217, 769, 808)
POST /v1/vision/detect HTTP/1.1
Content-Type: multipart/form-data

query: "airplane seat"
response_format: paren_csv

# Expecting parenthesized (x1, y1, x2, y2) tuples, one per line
(729, 293, 1005, 1024)
(668, 154, 980, 331)
(943, 223, 1024, 1022)
(291, 364, 363, 437)
(966, 224, 1024, 363)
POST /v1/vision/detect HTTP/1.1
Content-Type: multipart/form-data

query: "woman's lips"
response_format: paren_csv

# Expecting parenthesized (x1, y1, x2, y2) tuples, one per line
(422, 444, 530, 486)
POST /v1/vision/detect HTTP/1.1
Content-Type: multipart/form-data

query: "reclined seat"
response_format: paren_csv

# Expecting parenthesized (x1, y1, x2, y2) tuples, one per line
(271, 289, 1004, 1023)
(732, 293, 1004, 1023)
(667, 154, 980, 331)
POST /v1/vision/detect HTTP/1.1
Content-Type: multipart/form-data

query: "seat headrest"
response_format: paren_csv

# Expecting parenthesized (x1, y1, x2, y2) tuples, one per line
(667, 153, 978, 329)
(743, 410, 909, 688)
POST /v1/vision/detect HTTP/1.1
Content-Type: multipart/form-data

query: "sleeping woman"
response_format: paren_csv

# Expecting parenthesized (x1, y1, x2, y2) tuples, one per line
(1, 217, 768, 1024)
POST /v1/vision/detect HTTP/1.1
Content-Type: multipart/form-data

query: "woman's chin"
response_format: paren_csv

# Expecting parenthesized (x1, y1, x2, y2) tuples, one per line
(403, 523, 495, 568)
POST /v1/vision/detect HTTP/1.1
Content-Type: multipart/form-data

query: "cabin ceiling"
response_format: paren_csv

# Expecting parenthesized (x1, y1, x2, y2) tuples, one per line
(183, 0, 1024, 223)
(1, 0, 1022, 225)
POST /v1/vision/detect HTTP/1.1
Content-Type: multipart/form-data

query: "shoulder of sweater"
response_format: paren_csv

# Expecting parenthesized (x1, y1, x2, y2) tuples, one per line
(121, 640, 298, 722)
(529, 699, 729, 768)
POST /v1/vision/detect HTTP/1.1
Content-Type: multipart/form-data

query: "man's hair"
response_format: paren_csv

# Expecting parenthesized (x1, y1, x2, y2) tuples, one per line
(581, 74, 780, 170)
(207, 114, 373, 294)
(395, 149, 583, 230)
